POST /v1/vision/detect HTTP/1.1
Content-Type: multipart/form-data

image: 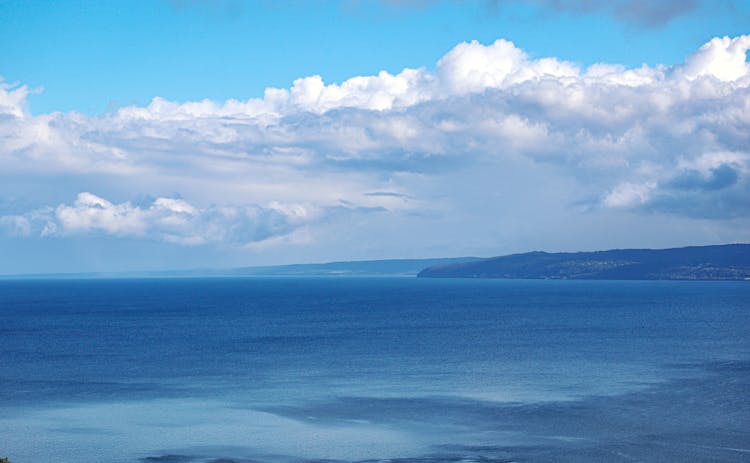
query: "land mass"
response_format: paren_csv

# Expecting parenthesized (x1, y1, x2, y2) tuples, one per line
(417, 244, 750, 280)
(228, 257, 483, 276)
(0, 257, 481, 279)
(3, 245, 749, 280)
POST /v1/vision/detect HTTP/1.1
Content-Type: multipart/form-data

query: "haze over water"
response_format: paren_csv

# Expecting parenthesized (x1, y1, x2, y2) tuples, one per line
(1, 277, 748, 463)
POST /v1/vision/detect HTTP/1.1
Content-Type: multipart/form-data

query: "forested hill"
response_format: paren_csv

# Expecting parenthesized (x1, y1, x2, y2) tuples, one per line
(417, 244, 750, 280)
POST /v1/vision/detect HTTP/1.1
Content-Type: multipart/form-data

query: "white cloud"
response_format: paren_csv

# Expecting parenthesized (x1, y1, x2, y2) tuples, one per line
(603, 182, 656, 208)
(1, 35, 750, 250)
(437, 39, 579, 94)
(56, 192, 149, 237)
(679, 35, 750, 82)
(0, 79, 30, 118)
(7, 192, 326, 247)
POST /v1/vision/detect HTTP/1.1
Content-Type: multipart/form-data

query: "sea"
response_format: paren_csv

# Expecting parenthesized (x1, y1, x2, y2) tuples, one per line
(0, 277, 748, 463)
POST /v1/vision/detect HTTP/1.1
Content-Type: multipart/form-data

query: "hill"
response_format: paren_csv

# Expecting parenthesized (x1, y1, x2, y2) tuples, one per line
(417, 244, 750, 280)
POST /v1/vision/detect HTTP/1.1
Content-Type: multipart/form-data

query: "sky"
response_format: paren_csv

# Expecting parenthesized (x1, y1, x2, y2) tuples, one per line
(1, 0, 749, 273)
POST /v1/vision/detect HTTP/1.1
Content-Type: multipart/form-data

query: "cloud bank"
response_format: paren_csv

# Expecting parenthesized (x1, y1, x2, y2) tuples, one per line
(1, 34, 749, 250)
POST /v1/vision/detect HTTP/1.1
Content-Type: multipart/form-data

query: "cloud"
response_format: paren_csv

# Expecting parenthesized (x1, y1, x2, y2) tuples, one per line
(668, 164, 739, 191)
(604, 151, 750, 218)
(0, 79, 31, 118)
(603, 182, 656, 209)
(0, 215, 33, 237)
(1, 35, 750, 249)
(2, 192, 395, 247)
(5, 192, 324, 246)
(679, 35, 750, 81)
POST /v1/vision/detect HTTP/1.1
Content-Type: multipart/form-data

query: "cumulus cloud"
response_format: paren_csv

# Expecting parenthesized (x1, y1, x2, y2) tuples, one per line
(6, 192, 324, 246)
(1, 34, 750, 248)
(680, 35, 750, 81)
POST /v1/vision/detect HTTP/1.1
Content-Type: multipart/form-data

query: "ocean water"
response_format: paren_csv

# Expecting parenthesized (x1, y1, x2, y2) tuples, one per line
(0, 277, 748, 463)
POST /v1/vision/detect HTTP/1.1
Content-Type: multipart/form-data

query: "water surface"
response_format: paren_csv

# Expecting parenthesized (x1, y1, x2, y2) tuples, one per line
(0, 278, 748, 462)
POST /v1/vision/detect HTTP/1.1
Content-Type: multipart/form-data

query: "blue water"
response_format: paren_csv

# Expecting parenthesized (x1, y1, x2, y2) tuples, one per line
(0, 278, 748, 462)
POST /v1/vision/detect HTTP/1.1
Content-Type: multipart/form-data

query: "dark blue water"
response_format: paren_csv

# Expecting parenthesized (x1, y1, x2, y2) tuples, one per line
(0, 278, 748, 462)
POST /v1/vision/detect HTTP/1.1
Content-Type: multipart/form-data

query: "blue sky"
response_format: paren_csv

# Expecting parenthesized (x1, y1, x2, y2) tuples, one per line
(4, 0, 748, 114)
(1, 0, 749, 273)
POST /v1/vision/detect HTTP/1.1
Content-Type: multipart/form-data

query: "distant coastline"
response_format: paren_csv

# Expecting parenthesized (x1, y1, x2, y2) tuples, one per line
(418, 244, 750, 281)
(0, 257, 481, 279)
(2, 244, 749, 281)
